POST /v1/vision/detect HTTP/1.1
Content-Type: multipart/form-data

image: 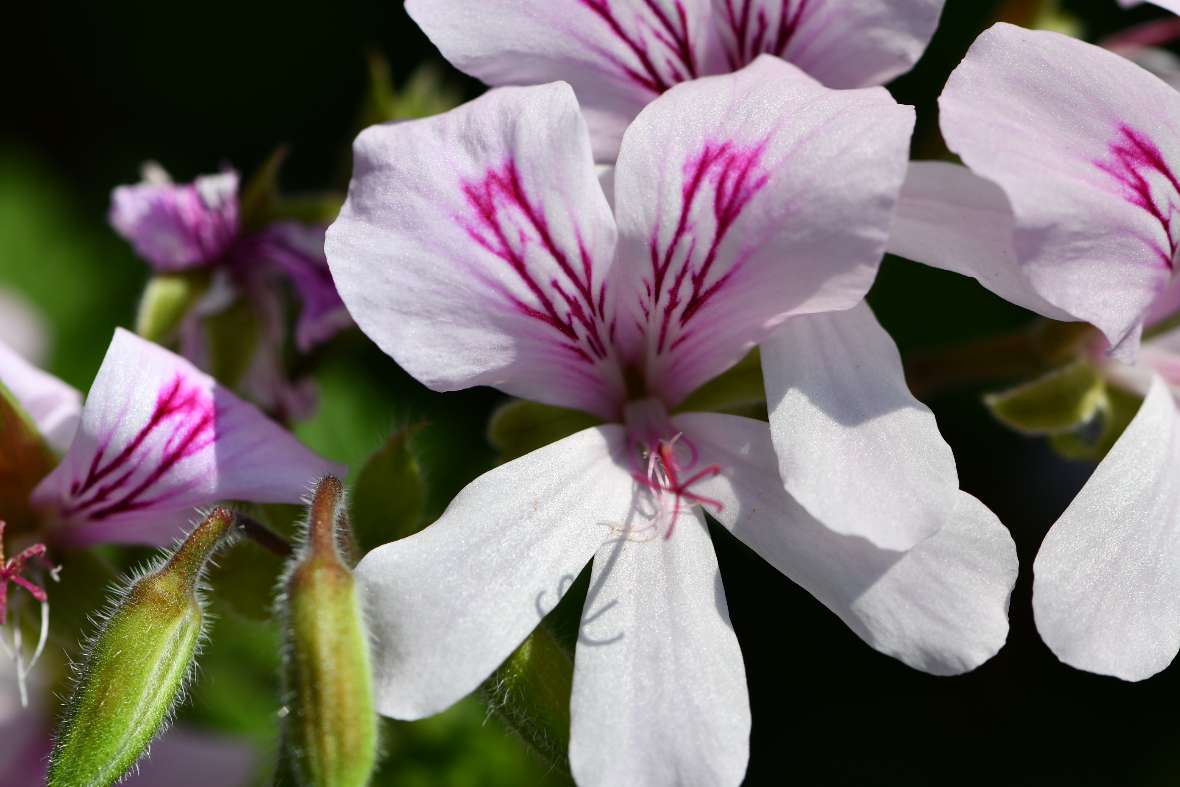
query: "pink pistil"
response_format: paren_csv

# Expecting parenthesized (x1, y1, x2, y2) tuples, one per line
(0, 522, 51, 626)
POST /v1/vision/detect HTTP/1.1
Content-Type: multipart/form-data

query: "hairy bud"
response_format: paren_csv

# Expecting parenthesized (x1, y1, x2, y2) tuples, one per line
(281, 476, 377, 787)
(48, 507, 235, 787)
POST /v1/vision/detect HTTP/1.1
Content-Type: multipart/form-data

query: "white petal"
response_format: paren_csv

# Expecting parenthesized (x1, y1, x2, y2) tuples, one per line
(761, 302, 957, 550)
(888, 161, 1073, 320)
(681, 412, 1017, 675)
(1033, 376, 1180, 680)
(327, 83, 624, 418)
(941, 23, 1180, 355)
(31, 329, 342, 546)
(356, 425, 639, 719)
(406, 0, 715, 161)
(569, 511, 749, 787)
(611, 56, 913, 406)
(0, 338, 81, 454)
(714, 0, 944, 88)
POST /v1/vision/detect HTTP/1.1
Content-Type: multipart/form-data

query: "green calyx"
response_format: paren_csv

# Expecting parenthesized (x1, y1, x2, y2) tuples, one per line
(281, 476, 378, 787)
(49, 507, 236, 787)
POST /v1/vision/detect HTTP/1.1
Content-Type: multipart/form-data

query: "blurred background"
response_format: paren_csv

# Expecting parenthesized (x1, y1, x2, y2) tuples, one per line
(3, 0, 1178, 784)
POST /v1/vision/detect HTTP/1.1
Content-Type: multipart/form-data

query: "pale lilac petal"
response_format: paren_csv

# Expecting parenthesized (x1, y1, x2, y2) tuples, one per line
(713, 0, 944, 87)
(110, 171, 240, 271)
(244, 222, 351, 352)
(569, 512, 749, 787)
(762, 303, 963, 549)
(30, 329, 342, 547)
(355, 425, 637, 719)
(1033, 377, 1180, 680)
(1119, 0, 1180, 14)
(941, 24, 1180, 357)
(888, 161, 1074, 320)
(682, 412, 1017, 674)
(128, 729, 257, 787)
(0, 339, 81, 454)
(406, 0, 715, 160)
(327, 83, 625, 418)
(610, 56, 913, 406)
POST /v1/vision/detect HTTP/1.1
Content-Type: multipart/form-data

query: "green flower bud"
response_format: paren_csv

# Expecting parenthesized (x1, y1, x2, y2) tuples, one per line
(48, 507, 235, 787)
(282, 476, 377, 787)
(134, 270, 210, 343)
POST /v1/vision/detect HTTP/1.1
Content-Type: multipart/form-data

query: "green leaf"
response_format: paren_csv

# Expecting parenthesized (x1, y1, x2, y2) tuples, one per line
(985, 361, 1108, 436)
(350, 426, 427, 555)
(676, 348, 766, 415)
(487, 400, 600, 463)
(239, 146, 288, 231)
(0, 378, 58, 534)
(135, 270, 210, 343)
(203, 296, 264, 390)
(361, 56, 463, 128)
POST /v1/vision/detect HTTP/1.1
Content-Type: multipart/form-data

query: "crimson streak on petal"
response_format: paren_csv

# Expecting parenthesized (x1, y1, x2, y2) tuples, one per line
(1097, 124, 1180, 269)
(61, 374, 216, 522)
(578, 0, 699, 94)
(644, 139, 771, 357)
(719, 0, 813, 70)
(461, 159, 615, 367)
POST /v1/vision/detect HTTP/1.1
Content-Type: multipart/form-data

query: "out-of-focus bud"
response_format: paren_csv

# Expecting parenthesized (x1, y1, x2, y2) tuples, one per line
(135, 270, 210, 343)
(48, 507, 235, 787)
(282, 476, 377, 787)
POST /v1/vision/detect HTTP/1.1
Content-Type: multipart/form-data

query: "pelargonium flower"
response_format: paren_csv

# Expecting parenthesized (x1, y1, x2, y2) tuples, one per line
(407, 0, 945, 159)
(110, 164, 352, 417)
(1, 329, 341, 547)
(1119, 0, 1180, 15)
(327, 58, 1017, 783)
(887, 23, 1180, 680)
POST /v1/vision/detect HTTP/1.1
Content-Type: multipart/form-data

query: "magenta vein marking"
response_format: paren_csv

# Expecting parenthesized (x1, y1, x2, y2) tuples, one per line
(579, 0, 697, 94)
(1097, 124, 1180, 268)
(721, 0, 811, 70)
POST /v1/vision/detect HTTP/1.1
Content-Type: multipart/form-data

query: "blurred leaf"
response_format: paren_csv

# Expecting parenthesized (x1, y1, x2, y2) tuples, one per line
(1050, 384, 1141, 462)
(351, 426, 427, 554)
(0, 380, 58, 534)
(0, 150, 143, 387)
(361, 56, 463, 129)
(677, 348, 765, 414)
(207, 503, 301, 620)
(135, 270, 210, 343)
(985, 361, 1107, 436)
(204, 296, 264, 390)
(488, 400, 599, 463)
(271, 193, 343, 226)
(239, 147, 288, 231)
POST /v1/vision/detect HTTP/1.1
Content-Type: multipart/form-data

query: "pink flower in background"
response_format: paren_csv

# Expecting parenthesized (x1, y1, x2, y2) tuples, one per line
(0, 329, 342, 547)
(887, 23, 1180, 680)
(1118, 0, 1180, 16)
(407, 0, 946, 159)
(327, 58, 1016, 785)
(109, 165, 352, 416)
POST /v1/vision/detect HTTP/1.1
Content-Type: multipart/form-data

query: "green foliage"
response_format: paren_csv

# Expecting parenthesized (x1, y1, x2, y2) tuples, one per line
(281, 478, 378, 787)
(362, 56, 464, 128)
(1049, 384, 1142, 462)
(677, 348, 766, 416)
(351, 426, 427, 554)
(49, 509, 236, 787)
(985, 361, 1107, 436)
(488, 399, 600, 463)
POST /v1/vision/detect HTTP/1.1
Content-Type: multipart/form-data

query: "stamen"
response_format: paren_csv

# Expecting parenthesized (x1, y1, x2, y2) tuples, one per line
(0, 521, 58, 707)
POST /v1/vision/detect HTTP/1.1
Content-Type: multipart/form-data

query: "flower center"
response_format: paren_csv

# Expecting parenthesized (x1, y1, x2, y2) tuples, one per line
(621, 399, 722, 540)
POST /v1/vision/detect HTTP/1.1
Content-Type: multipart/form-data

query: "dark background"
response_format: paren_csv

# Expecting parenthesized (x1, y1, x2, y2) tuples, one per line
(4, 1, 1178, 784)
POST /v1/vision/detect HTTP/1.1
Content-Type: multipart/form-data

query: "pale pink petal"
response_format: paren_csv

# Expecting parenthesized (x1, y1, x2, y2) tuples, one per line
(0, 289, 50, 366)
(713, 0, 944, 87)
(110, 171, 240, 271)
(569, 512, 749, 787)
(31, 329, 342, 546)
(888, 161, 1074, 320)
(0, 339, 81, 454)
(128, 729, 258, 787)
(761, 303, 959, 550)
(682, 412, 1017, 674)
(1033, 377, 1180, 680)
(610, 56, 913, 406)
(355, 425, 637, 719)
(941, 24, 1180, 357)
(1119, 0, 1180, 14)
(327, 83, 625, 418)
(406, 0, 715, 160)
